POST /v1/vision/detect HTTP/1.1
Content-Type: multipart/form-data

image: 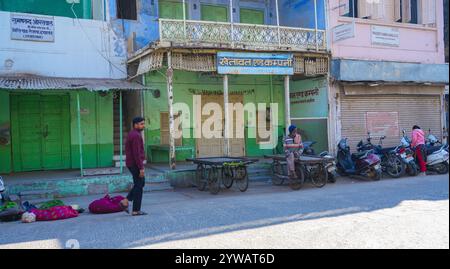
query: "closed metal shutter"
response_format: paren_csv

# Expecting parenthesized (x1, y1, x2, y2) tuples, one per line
(341, 94, 442, 149)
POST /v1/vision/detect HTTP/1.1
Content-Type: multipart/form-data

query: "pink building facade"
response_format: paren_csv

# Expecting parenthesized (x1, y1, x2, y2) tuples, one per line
(327, 0, 449, 151)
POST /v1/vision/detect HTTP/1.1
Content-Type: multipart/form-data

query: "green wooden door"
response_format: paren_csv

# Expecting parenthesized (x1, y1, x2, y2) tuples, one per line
(240, 8, 264, 24)
(159, 0, 188, 19)
(11, 94, 70, 172)
(41, 95, 71, 170)
(201, 4, 228, 22)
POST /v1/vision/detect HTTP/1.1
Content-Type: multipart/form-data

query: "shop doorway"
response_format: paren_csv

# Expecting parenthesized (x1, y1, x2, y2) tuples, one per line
(196, 94, 245, 157)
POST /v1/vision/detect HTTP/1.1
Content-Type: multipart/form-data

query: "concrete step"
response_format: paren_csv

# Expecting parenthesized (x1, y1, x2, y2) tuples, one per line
(18, 189, 57, 203)
(143, 181, 173, 192)
(113, 155, 126, 161)
(114, 160, 147, 167)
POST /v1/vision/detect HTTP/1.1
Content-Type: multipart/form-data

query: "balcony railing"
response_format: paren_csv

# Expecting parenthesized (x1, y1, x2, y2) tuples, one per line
(159, 19, 327, 51)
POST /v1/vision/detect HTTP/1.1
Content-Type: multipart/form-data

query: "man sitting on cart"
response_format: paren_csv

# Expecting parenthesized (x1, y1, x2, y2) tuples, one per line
(284, 125, 304, 178)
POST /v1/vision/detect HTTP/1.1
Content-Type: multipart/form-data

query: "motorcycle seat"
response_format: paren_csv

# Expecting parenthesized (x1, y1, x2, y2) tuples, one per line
(379, 147, 396, 154)
(352, 151, 369, 159)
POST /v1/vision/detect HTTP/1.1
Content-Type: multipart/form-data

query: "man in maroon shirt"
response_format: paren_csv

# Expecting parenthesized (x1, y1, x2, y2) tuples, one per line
(120, 117, 147, 216)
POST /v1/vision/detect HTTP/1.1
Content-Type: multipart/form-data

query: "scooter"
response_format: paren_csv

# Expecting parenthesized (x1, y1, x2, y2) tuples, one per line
(396, 135, 418, 177)
(402, 130, 449, 174)
(357, 133, 405, 178)
(336, 138, 382, 180)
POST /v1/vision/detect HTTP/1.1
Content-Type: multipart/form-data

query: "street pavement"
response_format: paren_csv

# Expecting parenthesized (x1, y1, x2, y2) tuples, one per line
(0, 174, 448, 249)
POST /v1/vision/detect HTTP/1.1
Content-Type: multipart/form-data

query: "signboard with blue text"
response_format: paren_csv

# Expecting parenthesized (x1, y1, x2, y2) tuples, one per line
(217, 52, 294, 75)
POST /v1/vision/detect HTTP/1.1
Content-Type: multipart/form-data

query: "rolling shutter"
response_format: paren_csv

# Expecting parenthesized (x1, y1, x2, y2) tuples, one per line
(340, 93, 442, 150)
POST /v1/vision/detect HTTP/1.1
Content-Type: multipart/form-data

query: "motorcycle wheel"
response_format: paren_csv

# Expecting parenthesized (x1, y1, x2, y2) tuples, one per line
(385, 155, 405, 178)
(271, 162, 285, 186)
(406, 162, 419, 177)
(434, 162, 449, 174)
(369, 168, 382, 181)
(328, 172, 337, 183)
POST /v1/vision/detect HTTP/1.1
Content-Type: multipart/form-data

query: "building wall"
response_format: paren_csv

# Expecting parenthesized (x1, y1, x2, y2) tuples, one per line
(69, 91, 114, 169)
(143, 70, 287, 160)
(0, 0, 93, 19)
(0, 10, 126, 79)
(114, 0, 327, 53)
(0, 90, 10, 173)
(108, 0, 159, 53)
(328, 0, 445, 64)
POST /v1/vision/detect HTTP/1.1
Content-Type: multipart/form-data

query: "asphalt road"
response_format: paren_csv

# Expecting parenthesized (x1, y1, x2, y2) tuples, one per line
(0, 174, 448, 249)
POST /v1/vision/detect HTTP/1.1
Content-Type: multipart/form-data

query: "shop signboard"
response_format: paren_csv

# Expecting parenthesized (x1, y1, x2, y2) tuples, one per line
(217, 52, 294, 75)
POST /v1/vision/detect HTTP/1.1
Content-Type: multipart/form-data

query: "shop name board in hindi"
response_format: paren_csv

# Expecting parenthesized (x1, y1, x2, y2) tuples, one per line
(217, 52, 294, 75)
(11, 13, 55, 42)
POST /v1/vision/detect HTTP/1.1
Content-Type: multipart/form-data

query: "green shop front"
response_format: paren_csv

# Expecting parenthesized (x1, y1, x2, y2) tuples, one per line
(0, 76, 147, 175)
(128, 50, 330, 168)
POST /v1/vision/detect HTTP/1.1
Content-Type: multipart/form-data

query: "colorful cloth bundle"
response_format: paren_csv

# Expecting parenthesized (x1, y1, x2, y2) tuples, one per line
(30, 206, 79, 221)
(88, 194, 126, 214)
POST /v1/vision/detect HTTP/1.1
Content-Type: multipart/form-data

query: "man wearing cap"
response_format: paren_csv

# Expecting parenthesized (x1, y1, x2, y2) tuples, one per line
(284, 125, 303, 178)
(120, 117, 147, 216)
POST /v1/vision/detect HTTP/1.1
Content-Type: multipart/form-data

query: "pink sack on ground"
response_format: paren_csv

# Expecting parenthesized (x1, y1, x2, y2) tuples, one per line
(31, 206, 79, 221)
(88, 194, 125, 214)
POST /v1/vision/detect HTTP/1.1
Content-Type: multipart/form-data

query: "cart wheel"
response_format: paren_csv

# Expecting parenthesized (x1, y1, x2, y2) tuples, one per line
(195, 164, 207, 191)
(208, 166, 221, 195)
(222, 166, 234, 189)
(235, 166, 249, 192)
(289, 165, 305, 190)
(271, 161, 285, 186)
(310, 164, 328, 188)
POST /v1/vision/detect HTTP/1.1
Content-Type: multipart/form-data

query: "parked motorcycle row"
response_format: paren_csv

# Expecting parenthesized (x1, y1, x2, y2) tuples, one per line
(303, 129, 449, 181)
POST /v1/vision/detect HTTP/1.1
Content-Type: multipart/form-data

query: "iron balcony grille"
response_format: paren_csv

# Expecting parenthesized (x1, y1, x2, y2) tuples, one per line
(159, 19, 327, 51)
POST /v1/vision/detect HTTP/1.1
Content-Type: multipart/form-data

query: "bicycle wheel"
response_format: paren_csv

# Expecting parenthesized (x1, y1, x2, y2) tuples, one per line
(235, 166, 249, 192)
(195, 164, 207, 191)
(208, 166, 221, 195)
(222, 166, 234, 189)
(271, 161, 285, 186)
(310, 164, 328, 188)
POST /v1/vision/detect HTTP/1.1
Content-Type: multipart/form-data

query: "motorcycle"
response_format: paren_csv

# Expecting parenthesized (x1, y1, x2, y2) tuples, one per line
(357, 133, 405, 178)
(402, 130, 449, 175)
(396, 136, 419, 177)
(336, 138, 382, 180)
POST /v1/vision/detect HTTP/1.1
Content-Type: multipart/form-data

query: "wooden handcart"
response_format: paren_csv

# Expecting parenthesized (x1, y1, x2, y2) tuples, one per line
(187, 157, 259, 195)
(264, 154, 336, 190)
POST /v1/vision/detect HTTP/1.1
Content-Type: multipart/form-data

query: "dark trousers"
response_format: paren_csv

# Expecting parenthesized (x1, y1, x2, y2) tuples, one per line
(127, 166, 145, 212)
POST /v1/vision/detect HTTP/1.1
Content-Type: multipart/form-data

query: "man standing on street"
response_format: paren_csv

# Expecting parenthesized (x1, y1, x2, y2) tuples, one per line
(121, 117, 147, 216)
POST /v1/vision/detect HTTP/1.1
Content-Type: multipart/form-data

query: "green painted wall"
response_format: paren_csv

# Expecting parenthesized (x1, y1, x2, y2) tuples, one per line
(0, 0, 92, 19)
(70, 91, 114, 169)
(0, 91, 11, 173)
(290, 77, 328, 118)
(144, 70, 287, 161)
(290, 77, 329, 152)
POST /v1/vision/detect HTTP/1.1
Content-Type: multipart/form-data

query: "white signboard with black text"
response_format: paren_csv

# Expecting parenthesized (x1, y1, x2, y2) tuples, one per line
(10, 13, 55, 42)
(333, 23, 355, 42)
(371, 26, 399, 47)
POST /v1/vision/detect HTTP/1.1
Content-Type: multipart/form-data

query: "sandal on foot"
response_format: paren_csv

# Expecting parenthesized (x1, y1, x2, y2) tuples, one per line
(120, 201, 130, 214)
(132, 211, 148, 216)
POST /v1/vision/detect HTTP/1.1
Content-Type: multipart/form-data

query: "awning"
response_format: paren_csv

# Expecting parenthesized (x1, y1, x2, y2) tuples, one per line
(0, 75, 150, 91)
(331, 59, 449, 85)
